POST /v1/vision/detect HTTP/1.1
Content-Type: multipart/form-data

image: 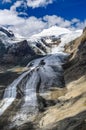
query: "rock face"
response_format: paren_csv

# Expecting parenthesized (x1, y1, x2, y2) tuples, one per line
(64, 29, 86, 83)
(0, 27, 14, 37)
(0, 27, 39, 65)
(1, 40, 36, 64)
(0, 37, 37, 65)
(0, 26, 86, 130)
(0, 40, 6, 57)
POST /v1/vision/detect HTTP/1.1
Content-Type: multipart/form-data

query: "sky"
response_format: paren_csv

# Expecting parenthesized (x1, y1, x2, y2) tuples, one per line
(0, 0, 86, 37)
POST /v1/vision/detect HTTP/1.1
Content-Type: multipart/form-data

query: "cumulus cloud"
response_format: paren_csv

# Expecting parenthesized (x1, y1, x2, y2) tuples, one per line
(9, 16, 46, 36)
(43, 15, 86, 30)
(71, 18, 80, 23)
(10, 1, 28, 17)
(2, 0, 11, 3)
(0, 9, 24, 25)
(0, 9, 86, 37)
(43, 15, 71, 28)
(2, 0, 55, 8)
(75, 20, 86, 29)
(27, 0, 54, 8)
(10, 1, 22, 12)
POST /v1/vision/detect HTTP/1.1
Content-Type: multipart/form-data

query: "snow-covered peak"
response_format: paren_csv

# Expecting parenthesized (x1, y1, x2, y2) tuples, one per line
(0, 26, 14, 37)
(29, 26, 82, 42)
(28, 26, 82, 54)
(30, 26, 71, 39)
(0, 25, 83, 55)
(0, 26, 26, 47)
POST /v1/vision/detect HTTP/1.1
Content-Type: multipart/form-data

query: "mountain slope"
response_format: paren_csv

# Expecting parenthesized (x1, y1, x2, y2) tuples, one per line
(37, 28, 86, 130)
(28, 26, 82, 54)
(0, 26, 86, 130)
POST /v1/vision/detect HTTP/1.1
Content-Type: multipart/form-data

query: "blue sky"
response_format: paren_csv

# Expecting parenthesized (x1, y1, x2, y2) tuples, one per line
(0, 0, 86, 36)
(27, 0, 86, 21)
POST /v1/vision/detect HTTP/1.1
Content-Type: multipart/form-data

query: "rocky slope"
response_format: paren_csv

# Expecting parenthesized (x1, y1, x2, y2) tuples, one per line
(35, 28, 86, 130)
(0, 26, 86, 130)
(0, 28, 37, 65)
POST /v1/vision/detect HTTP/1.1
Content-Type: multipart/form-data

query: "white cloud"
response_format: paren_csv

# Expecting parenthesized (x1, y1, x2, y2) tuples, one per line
(10, 1, 28, 17)
(72, 18, 80, 23)
(2, 0, 55, 8)
(27, 0, 54, 8)
(75, 20, 86, 29)
(0, 9, 24, 25)
(2, 0, 11, 3)
(9, 16, 46, 36)
(0, 9, 86, 37)
(0, 9, 46, 37)
(10, 1, 22, 12)
(43, 15, 86, 30)
(43, 15, 71, 28)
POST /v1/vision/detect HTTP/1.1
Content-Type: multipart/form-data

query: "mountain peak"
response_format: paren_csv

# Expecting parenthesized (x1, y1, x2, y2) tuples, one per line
(31, 26, 71, 38)
(0, 26, 14, 37)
